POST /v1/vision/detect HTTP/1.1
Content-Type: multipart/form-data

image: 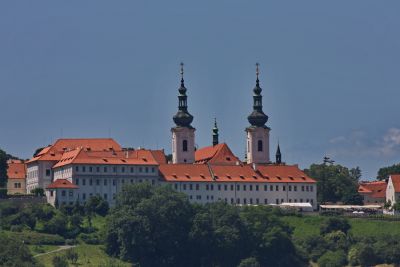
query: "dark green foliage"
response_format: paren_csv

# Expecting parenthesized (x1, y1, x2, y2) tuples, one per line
(348, 244, 378, 267)
(0, 234, 38, 266)
(106, 183, 194, 266)
(105, 184, 306, 267)
(305, 163, 362, 204)
(30, 188, 45, 196)
(43, 212, 68, 235)
(320, 217, 351, 235)
(5, 231, 65, 245)
(237, 257, 261, 267)
(317, 250, 347, 267)
(0, 149, 8, 197)
(65, 248, 79, 264)
(298, 235, 329, 262)
(377, 163, 400, 180)
(52, 255, 68, 267)
(85, 195, 109, 216)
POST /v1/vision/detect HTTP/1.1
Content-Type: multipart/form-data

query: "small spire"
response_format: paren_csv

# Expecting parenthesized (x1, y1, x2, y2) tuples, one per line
(276, 141, 282, 164)
(180, 62, 184, 86)
(256, 62, 260, 82)
(212, 118, 219, 146)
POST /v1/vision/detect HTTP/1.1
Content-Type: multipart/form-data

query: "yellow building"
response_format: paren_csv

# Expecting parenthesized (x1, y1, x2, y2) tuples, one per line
(7, 160, 26, 194)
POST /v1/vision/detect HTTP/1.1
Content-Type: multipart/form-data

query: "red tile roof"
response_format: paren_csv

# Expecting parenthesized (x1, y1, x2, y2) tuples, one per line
(390, 175, 400, 193)
(159, 164, 213, 182)
(210, 165, 263, 182)
(46, 179, 79, 189)
(256, 164, 316, 183)
(53, 148, 159, 168)
(150, 150, 167, 164)
(27, 138, 122, 163)
(195, 143, 240, 164)
(358, 181, 387, 198)
(7, 160, 26, 179)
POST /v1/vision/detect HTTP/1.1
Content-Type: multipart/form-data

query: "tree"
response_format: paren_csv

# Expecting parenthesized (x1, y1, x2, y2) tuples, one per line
(105, 183, 194, 267)
(52, 255, 68, 267)
(0, 234, 38, 266)
(30, 188, 44, 196)
(0, 149, 8, 197)
(237, 257, 261, 267)
(317, 250, 347, 267)
(320, 217, 351, 235)
(43, 212, 68, 235)
(305, 163, 362, 204)
(85, 195, 109, 216)
(65, 249, 79, 265)
(377, 163, 400, 181)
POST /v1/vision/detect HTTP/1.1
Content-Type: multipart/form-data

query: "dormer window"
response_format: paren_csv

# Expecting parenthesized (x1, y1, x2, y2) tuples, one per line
(183, 140, 188, 152)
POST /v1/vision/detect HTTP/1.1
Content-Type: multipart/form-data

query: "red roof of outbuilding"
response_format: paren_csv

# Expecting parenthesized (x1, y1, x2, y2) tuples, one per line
(358, 181, 387, 198)
(7, 160, 26, 179)
(46, 179, 78, 189)
(390, 175, 400, 193)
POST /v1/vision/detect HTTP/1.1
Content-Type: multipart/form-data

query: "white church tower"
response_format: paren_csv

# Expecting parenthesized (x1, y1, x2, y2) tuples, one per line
(246, 63, 270, 164)
(171, 63, 196, 164)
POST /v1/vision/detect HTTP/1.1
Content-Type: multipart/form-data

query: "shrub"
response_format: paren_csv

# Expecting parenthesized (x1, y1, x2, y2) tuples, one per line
(9, 231, 65, 245)
(52, 255, 68, 267)
(320, 217, 350, 235)
(79, 233, 101, 244)
(317, 250, 347, 267)
(65, 249, 79, 264)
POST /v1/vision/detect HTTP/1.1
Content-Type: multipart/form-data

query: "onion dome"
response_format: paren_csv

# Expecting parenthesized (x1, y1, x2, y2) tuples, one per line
(247, 63, 268, 127)
(173, 63, 194, 127)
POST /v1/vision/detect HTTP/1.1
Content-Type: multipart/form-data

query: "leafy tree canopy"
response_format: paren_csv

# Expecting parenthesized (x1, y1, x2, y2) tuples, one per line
(305, 163, 362, 204)
(377, 163, 400, 181)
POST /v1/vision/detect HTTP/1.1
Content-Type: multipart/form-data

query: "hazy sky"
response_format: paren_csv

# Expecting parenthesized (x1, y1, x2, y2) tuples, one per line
(1, 1, 399, 179)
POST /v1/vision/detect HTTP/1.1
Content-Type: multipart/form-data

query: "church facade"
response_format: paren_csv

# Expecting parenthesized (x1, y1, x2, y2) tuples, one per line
(43, 64, 317, 209)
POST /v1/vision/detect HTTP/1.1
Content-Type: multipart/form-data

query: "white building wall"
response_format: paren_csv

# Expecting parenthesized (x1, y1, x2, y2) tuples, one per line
(246, 127, 270, 164)
(172, 127, 195, 164)
(26, 161, 55, 193)
(386, 177, 396, 204)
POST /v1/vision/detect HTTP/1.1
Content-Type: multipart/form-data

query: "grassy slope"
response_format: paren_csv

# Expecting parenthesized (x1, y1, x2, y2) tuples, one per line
(281, 215, 400, 240)
(35, 244, 131, 267)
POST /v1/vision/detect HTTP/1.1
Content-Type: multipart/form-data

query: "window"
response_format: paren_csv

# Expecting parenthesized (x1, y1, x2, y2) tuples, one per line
(256, 185, 259, 191)
(283, 185, 286, 191)
(113, 179, 116, 186)
(310, 186, 313, 192)
(237, 198, 240, 204)
(224, 185, 228, 191)
(302, 186, 305, 191)
(218, 185, 221, 191)
(104, 194, 108, 199)
(210, 184, 214, 191)
(82, 166, 86, 172)
(270, 185, 273, 191)
(264, 185, 268, 191)
(83, 193, 86, 200)
(250, 198, 253, 204)
(62, 190, 66, 197)
(281, 198, 284, 203)
(183, 184, 187, 190)
(139, 167, 143, 172)
(243, 185, 247, 191)
(294, 186, 297, 192)
(96, 166, 100, 172)
(264, 198, 268, 204)
(152, 167, 155, 173)
(174, 184, 178, 190)
(89, 167, 93, 172)
(113, 166, 117, 172)
(131, 167, 134, 173)
(231, 198, 234, 204)
(249, 185, 253, 191)
(145, 167, 149, 173)
(236, 185, 240, 191)
(306, 186, 309, 192)
(256, 198, 259, 204)
(130, 179, 133, 183)
(96, 179, 100, 186)
(183, 140, 188, 152)
(82, 179, 86, 186)
(300, 199, 303, 203)
(257, 140, 263, 152)
(189, 184, 193, 190)
(104, 167, 108, 173)
(196, 184, 199, 190)
(276, 185, 279, 191)
(276, 199, 279, 204)
(231, 185, 234, 191)
(122, 167, 125, 173)
(69, 190, 73, 197)
(206, 184, 209, 190)
(243, 198, 247, 204)
(76, 178, 79, 185)
(211, 195, 214, 200)
(90, 179, 93, 186)
(46, 169, 51, 176)
(289, 185, 292, 191)
(50, 191, 54, 197)
(75, 166, 79, 172)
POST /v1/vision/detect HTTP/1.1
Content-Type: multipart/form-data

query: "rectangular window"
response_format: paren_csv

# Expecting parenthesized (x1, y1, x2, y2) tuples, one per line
(103, 180, 107, 186)
(75, 166, 79, 172)
(131, 167, 134, 173)
(302, 186, 305, 191)
(76, 178, 79, 185)
(83, 193, 86, 200)
(256, 198, 259, 204)
(289, 185, 292, 191)
(256, 185, 259, 191)
(82, 166, 86, 172)
(243, 198, 247, 204)
(50, 191, 54, 197)
(243, 185, 246, 191)
(300, 199, 303, 203)
(69, 190, 73, 197)
(90, 179, 93, 186)
(104, 194, 108, 199)
(250, 198, 253, 204)
(236, 185, 240, 191)
(231, 185, 234, 191)
(89, 167, 93, 172)
(206, 184, 209, 190)
(113, 179, 116, 186)
(130, 179, 133, 183)
(294, 186, 297, 192)
(96, 166, 100, 172)
(306, 186, 309, 191)
(196, 184, 199, 190)
(218, 185, 221, 191)
(210, 184, 214, 191)
(104, 167, 107, 173)
(237, 198, 240, 204)
(46, 169, 51, 176)
(145, 167, 148, 173)
(264, 185, 267, 191)
(211, 195, 214, 200)
(139, 167, 143, 172)
(175, 184, 178, 190)
(276, 199, 279, 204)
(113, 166, 117, 172)
(264, 198, 268, 204)
(310, 186, 313, 192)
(96, 179, 100, 186)
(249, 185, 253, 191)
(270, 185, 273, 191)
(283, 185, 286, 191)
(276, 185, 279, 191)
(281, 198, 284, 203)
(189, 184, 193, 190)
(183, 184, 187, 190)
(122, 167, 125, 173)
(224, 185, 228, 191)
(231, 198, 234, 204)
(82, 179, 86, 186)
(152, 167, 155, 173)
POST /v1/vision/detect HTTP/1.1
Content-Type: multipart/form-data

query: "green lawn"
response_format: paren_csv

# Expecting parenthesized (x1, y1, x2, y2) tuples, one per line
(281, 215, 400, 240)
(35, 244, 131, 267)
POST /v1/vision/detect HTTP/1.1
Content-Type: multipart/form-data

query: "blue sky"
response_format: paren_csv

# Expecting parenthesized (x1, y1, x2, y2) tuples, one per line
(1, 1, 399, 179)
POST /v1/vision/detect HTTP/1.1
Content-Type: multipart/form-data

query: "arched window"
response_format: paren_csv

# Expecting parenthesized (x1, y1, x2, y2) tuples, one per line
(258, 140, 263, 152)
(183, 140, 188, 152)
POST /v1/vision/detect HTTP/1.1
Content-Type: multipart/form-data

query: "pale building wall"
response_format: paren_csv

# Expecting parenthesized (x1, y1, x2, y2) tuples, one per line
(26, 161, 55, 193)
(172, 127, 195, 164)
(246, 127, 270, 164)
(7, 178, 26, 194)
(386, 177, 395, 204)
